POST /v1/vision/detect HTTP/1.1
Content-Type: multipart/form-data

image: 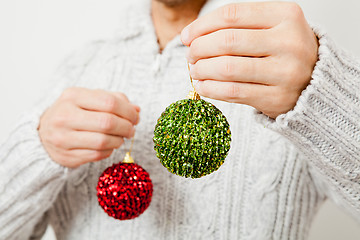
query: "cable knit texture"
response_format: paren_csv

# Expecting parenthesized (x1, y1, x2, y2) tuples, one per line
(0, 0, 359, 239)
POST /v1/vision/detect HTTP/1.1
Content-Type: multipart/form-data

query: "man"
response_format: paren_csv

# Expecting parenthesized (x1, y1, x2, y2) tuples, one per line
(0, 0, 359, 239)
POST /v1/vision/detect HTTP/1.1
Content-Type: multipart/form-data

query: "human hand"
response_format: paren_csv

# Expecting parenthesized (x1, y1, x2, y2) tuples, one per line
(38, 87, 140, 168)
(181, 2, 319, 119)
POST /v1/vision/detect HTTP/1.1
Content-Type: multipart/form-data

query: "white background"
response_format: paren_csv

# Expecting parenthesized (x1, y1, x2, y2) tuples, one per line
(0, 0, 359, 239)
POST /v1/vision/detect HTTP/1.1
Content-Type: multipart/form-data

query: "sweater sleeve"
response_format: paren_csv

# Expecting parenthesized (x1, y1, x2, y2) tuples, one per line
(0, 41, 104, 240)
(254, 26, 360, 222)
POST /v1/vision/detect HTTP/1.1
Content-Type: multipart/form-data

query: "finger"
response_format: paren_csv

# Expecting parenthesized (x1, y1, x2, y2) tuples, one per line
(68, 110, 135, 137)
(111, 92, 141, 124)
(187, 29, 273, 64)
(69, 149, 114, 165)
(132, 105, 141, 125)
(110, 92, 130, 103)
(182, 2, 286, 45)
(190, 56, 276, 85)
(195, 80, 272, 107)
(111, 91, 141, 113)
(48, 144, 114, 167)
(62, 88, 139, 124)
(63, 131, 125, 150)
(132, 104, 141, 113)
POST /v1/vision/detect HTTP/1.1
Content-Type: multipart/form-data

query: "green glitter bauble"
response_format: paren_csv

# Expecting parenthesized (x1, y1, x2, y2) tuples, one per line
(153, 98, 231, 178)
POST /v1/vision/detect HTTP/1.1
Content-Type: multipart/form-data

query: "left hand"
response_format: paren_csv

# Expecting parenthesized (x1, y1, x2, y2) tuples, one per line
(181, 2, 319, 119)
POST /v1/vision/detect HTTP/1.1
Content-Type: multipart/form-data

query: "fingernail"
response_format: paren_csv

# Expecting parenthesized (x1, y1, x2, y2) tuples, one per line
(181, 27, 190, 46)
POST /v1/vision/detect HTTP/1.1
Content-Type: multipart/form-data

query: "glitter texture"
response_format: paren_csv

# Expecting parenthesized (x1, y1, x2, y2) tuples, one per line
(153, 99, 231, 178)
(97, 163, 153, 220)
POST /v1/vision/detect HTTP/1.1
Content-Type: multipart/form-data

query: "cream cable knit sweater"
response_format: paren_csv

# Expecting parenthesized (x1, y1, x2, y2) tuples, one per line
(0, 0, 359, 239)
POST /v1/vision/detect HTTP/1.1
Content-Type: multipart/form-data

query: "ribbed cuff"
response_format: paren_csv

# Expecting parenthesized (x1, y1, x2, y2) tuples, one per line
(254, 25, 360, 182)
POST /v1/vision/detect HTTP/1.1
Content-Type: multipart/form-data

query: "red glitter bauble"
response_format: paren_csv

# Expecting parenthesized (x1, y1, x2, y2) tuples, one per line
(97, 162, 153, 220)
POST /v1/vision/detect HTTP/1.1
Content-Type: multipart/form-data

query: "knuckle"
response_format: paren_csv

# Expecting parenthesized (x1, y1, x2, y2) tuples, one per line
(61, 87, 78, 100)
(50, 133, 65, 148)
(226, 83, 242, 100)
(99, 114, 115, 131)
(285, 2, 304, 19)
(95, 135, 109, 149)
(91, 151, 105, 161)
(221, 4, 240, 24)
(117, 92, 128, 102)
(280, 37, 297, 52)
(103, 94, 118, 112)
(287, 41, 300, 56)
(52, 114, 68, 127)
(223, 30, 237, 52)
(221, 58, 236, 79)
(283, 62, 301, 82)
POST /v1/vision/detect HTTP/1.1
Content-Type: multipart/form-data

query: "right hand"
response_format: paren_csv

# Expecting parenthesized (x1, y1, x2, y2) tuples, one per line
(38, 87, 140, 168)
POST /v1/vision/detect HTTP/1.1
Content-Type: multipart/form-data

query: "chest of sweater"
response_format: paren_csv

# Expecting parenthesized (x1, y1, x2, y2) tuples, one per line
(48, 39, 320, 240)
